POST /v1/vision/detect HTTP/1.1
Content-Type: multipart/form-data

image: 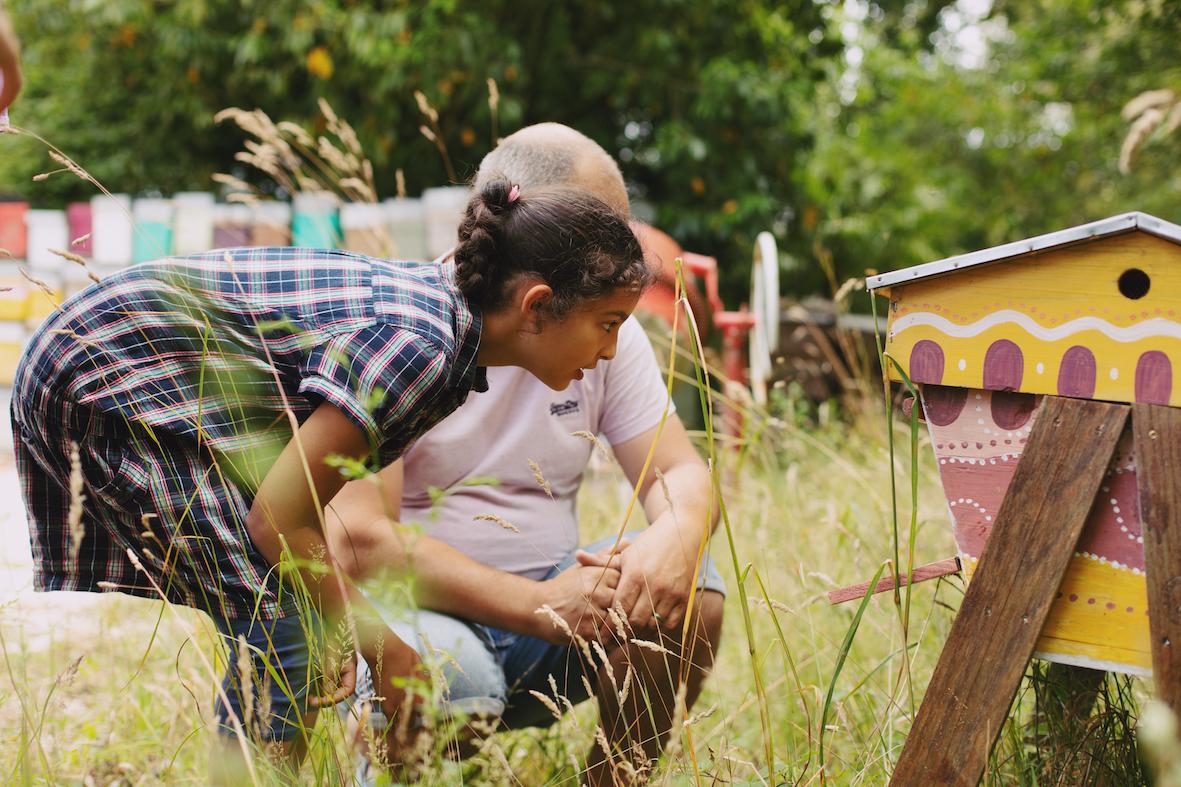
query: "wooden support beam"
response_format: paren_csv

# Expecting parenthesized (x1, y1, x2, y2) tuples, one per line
(889, 397, 1128, 787)
(827, 557, 961, 605)
(1135, 403, 1181, 714)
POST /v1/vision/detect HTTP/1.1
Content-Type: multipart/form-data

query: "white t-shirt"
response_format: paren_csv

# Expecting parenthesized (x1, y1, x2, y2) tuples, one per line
(400, 318, 672, 579)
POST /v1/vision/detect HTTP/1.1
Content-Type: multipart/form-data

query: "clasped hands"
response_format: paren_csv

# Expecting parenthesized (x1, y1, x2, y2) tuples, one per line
(532, 525, 701, 645)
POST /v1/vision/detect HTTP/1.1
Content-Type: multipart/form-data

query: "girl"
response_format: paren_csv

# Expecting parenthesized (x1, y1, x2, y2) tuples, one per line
(11, 178, 650, 761)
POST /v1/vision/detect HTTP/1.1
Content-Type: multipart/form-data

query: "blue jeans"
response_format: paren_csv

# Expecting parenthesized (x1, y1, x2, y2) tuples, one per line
(214, 613, 319, 742)
(351, 532, 726, 729)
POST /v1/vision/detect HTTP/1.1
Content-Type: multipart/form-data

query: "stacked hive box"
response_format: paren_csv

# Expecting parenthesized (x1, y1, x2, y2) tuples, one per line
(0, 191, 458, 392)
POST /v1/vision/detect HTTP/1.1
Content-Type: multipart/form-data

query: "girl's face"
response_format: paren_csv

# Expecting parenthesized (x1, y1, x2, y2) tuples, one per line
(519, 287, 642, 390)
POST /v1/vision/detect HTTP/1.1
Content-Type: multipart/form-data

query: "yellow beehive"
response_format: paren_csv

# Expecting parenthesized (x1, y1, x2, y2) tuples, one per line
(869, 211, 1181, 675)
(0, 322, 27, 386)
(0, 260, 30, 322)
(25, 278, 64, 327)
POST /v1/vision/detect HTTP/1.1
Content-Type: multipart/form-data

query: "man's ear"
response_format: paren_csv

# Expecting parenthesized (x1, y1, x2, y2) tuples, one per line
(519, 283, 553, 331)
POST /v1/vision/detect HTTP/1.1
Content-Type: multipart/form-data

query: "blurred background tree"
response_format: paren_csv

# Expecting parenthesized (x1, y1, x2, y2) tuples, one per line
(2, 0, 1179, 305)
(801, 0, 1181, 294)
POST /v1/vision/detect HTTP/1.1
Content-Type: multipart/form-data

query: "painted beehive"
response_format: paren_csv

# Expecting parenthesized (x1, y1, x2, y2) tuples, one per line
(868, 212, 1181, 675)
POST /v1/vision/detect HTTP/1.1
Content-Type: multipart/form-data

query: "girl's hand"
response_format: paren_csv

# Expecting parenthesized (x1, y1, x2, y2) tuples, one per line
(309, 649, 358, 707)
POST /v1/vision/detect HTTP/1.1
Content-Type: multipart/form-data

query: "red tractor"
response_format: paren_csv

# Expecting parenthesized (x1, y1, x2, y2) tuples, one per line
(630, 222, 780, 435)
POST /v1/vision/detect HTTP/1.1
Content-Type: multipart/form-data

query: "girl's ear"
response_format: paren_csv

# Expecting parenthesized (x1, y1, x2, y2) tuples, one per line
(519, 282, 554, 331)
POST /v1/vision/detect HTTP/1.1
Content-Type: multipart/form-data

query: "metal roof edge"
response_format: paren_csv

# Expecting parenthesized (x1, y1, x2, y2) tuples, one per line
(866, 211, 1181, 291)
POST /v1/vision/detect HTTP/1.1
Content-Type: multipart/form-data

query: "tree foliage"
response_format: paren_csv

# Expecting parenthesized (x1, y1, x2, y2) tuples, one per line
(3, 1, 1180, 305)
(801, 0, 1181, 296)
(1, 0, 837, 301)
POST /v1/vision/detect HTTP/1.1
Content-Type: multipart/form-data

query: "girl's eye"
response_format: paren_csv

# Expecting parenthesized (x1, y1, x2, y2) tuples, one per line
(603, 322, 619, 333)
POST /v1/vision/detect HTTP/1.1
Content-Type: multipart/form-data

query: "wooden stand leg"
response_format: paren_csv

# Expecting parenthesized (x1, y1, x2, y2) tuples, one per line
(1034, 663, 1106, 782)
(1134, 404, 1181, 712)
(890, 397, 1128, 787)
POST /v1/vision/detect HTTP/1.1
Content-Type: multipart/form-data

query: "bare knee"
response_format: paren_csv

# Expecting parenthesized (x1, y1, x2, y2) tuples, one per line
(622, 590, 724, 674)
(697, 590, 724, 645)
(681, 590, 724, 674)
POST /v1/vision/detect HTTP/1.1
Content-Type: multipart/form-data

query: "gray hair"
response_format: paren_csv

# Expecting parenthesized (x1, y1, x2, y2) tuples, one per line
(474, 123, 629, 215)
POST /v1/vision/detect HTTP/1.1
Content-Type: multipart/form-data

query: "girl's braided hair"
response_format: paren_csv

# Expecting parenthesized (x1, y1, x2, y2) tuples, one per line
(452, 176, 651, 319)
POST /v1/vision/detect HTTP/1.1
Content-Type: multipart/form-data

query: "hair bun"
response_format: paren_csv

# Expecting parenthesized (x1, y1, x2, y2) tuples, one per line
(479, 178, 516, 215)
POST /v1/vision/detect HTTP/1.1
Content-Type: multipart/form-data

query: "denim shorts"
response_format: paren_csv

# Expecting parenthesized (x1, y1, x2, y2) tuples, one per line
(214, 613, 319, 742)
(350, 532, 726, 729)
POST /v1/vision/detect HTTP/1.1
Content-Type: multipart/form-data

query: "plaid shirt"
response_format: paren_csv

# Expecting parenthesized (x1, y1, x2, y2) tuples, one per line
(12, 247, 486, 620)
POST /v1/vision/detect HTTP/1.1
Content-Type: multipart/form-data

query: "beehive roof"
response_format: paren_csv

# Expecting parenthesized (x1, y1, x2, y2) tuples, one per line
(867, 212, 1181, 292)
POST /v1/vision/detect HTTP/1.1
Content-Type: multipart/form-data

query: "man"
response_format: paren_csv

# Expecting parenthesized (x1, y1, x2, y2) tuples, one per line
(326, 123, 725, 784)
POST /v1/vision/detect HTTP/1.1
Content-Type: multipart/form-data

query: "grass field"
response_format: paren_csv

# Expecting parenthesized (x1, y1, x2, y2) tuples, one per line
(2, 383, 1157, 785)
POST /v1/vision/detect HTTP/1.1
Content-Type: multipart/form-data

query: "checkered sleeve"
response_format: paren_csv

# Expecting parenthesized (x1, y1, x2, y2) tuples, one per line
(299, 325, 449, 459)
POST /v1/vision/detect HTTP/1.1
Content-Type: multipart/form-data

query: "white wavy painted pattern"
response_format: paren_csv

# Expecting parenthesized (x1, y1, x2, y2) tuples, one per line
(892, 309, 1181, 343)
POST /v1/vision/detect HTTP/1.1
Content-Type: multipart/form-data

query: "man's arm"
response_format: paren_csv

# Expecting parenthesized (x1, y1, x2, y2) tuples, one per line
(326, 462, 621, 644)
(587, 414, 717, 632)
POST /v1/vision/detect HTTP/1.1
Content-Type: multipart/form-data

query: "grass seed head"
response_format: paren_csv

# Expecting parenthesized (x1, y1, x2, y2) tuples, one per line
(528, 689, 562, 723)
(527, 459, 553, 499)
(1120, 106, 1167, 173)
(486, 78, 500, 112)
(547, 673, 575, 715)
(608, 603, 631, 642)
(317, 97, 340, 127)
(49, 247, 87, 266)
(581, 674, 596, 703)
(48, 150, 93, 183)
(67, 441, 86, 564)
(413, 91, 439, 124)
(592, 641, 619, 696)
(594, 724, 613, 760)
(474, 513, 520, 533)
(576, 633, 595, 668)
(619, 665, 633, 704)
(236, 634, 255, 735)
(630, 638, 675, 656)
(534, 604, 574, 641)
(573, 430, 612, 462)
(1122, 88, 1177, 121)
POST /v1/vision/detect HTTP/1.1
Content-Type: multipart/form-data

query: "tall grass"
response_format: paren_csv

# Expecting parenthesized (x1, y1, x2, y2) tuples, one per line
(1, 373, 1155, 783)
(0, 393, 952, 784)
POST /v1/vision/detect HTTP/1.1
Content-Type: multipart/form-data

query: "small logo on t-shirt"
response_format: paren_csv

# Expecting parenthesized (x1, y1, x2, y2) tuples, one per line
(550, 400, 580, 417)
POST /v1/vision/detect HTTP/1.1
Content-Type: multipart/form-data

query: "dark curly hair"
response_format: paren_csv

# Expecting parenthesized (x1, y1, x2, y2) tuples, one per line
(452, 177, 651, 319)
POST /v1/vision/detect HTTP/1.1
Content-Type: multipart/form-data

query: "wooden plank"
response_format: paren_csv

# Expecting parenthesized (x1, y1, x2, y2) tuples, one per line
(1134, 403, 1181, 712)
(827, 557, 960, 605)
(890, 396, 1128, 787)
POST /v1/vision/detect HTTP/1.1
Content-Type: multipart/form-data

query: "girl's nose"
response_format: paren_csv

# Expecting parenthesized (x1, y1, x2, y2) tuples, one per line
(599, 335, 620, 362)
